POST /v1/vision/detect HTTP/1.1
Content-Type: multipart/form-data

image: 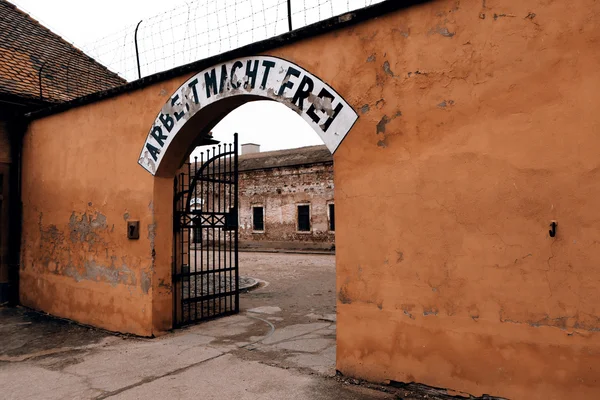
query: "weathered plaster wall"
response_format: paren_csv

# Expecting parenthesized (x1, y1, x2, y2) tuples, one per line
(21, 80, 188, 335)
(20, 0, 600, 397)
(321, 1, 600, 399)
(238, 163, 334, 250)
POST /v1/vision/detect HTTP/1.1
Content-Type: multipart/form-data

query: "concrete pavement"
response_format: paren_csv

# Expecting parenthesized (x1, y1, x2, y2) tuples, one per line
(1, 253, 480, 399)
(0, 307, 391, 400)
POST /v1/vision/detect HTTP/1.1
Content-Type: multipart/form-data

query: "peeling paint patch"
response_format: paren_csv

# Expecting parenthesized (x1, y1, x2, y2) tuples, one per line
(423, 308, 439, 316)
(376, 116, 390, 134)
(377, 139, 388, 148)
(158, 279, 172, 291)
(147, 223, 156, 242)
(338, 286, 352, 304)
(65, 258, 137, 287)
(141, 270, 151, 294)
(493, 13, 516, 20)
(123, 212, 130, 221)
(499, 311, 600, 332)
(402, 305, 415, 319)
(396, 251, 404, 263)
(438, 100, 455, 108)
(40, 224, 64, 245)
(148, 222, 157, 270)
(69, 212, 108, 245)
(430, 26, 456, 37)
(407, 70, 427, 78)
(392, 28, 410, 38)
(383, 61, 396, 77)
(360, 104, 370, 114)
(366, 54, 376, 63)
(376, 111, 402, 135)
(39, 217, 66, 270)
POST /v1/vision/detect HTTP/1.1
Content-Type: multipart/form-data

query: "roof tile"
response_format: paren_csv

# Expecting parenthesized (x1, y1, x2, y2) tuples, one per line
(0, 0, 126, 102)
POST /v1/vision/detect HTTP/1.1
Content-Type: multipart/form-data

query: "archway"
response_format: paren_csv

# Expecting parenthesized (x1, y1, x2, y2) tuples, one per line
(137, 56, 358, 178)
(141, 55, 358, 329)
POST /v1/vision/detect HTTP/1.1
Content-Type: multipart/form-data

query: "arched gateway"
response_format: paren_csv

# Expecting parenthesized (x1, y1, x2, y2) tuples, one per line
(138, 56, 358, 177)
(140, 56, 358, 326)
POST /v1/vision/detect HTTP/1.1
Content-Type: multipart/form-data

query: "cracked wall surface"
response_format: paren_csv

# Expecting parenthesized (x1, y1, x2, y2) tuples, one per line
(19, 0, 600, 398)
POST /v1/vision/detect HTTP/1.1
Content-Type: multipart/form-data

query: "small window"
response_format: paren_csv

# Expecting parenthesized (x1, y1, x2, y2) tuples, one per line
(252, 206, 264, 232)
(297, 205, 311, 232)
(328, 204, 335, 232)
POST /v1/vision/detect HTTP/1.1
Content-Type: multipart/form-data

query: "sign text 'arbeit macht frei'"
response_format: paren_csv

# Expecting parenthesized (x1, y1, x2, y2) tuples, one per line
(138, 56, 358, 175)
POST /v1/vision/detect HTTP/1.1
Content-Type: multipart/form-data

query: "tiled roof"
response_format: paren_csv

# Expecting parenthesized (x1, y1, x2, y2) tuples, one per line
(238, 145, 332, 172)
(190, 145, 332, 175)
(0, 0, 126, 103)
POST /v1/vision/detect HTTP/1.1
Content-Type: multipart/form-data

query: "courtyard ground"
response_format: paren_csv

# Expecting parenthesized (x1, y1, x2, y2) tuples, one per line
(0, 252, 487, 400)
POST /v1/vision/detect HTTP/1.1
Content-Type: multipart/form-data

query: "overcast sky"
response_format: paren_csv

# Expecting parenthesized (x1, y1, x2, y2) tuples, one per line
(10, 0, 379, 156)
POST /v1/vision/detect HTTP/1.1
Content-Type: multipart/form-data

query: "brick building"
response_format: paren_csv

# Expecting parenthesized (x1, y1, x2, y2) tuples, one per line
(237, 144, 335, 252)
(0, 0, 125, 303)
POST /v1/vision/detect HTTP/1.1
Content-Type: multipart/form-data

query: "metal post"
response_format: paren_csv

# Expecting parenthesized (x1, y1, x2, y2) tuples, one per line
(233, 133, 239, 312)
(172, 176, 178, 326)
(134, 20, 143, 80)
(287, 0, 293, 31)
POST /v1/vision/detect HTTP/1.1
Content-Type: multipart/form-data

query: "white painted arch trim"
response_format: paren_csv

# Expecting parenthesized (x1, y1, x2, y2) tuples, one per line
(138, 55, 359, 175)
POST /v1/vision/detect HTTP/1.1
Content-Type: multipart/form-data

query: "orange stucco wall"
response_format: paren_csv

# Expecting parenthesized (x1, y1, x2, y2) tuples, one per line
(21, 0, 600, 398)
(21, 83, 188, 335)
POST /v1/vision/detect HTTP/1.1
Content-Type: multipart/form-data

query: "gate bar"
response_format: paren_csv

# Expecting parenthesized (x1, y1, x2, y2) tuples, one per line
(234, 133, 239, 312)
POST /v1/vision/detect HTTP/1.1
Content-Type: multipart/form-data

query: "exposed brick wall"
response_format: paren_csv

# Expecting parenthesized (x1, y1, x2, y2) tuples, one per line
(238, 162, 334, 250)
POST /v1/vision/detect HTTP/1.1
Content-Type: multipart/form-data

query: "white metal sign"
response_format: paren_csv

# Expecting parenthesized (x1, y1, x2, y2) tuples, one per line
(138, 56, 358, 175)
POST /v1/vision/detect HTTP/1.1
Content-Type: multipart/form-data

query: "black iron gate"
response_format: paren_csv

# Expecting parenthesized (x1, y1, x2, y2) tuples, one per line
(173, 133, 239, 327)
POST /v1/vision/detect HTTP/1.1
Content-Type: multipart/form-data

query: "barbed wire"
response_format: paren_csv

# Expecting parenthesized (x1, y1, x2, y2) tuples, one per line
(80, 0, 384, 82)
(33, 0, 383, 101)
